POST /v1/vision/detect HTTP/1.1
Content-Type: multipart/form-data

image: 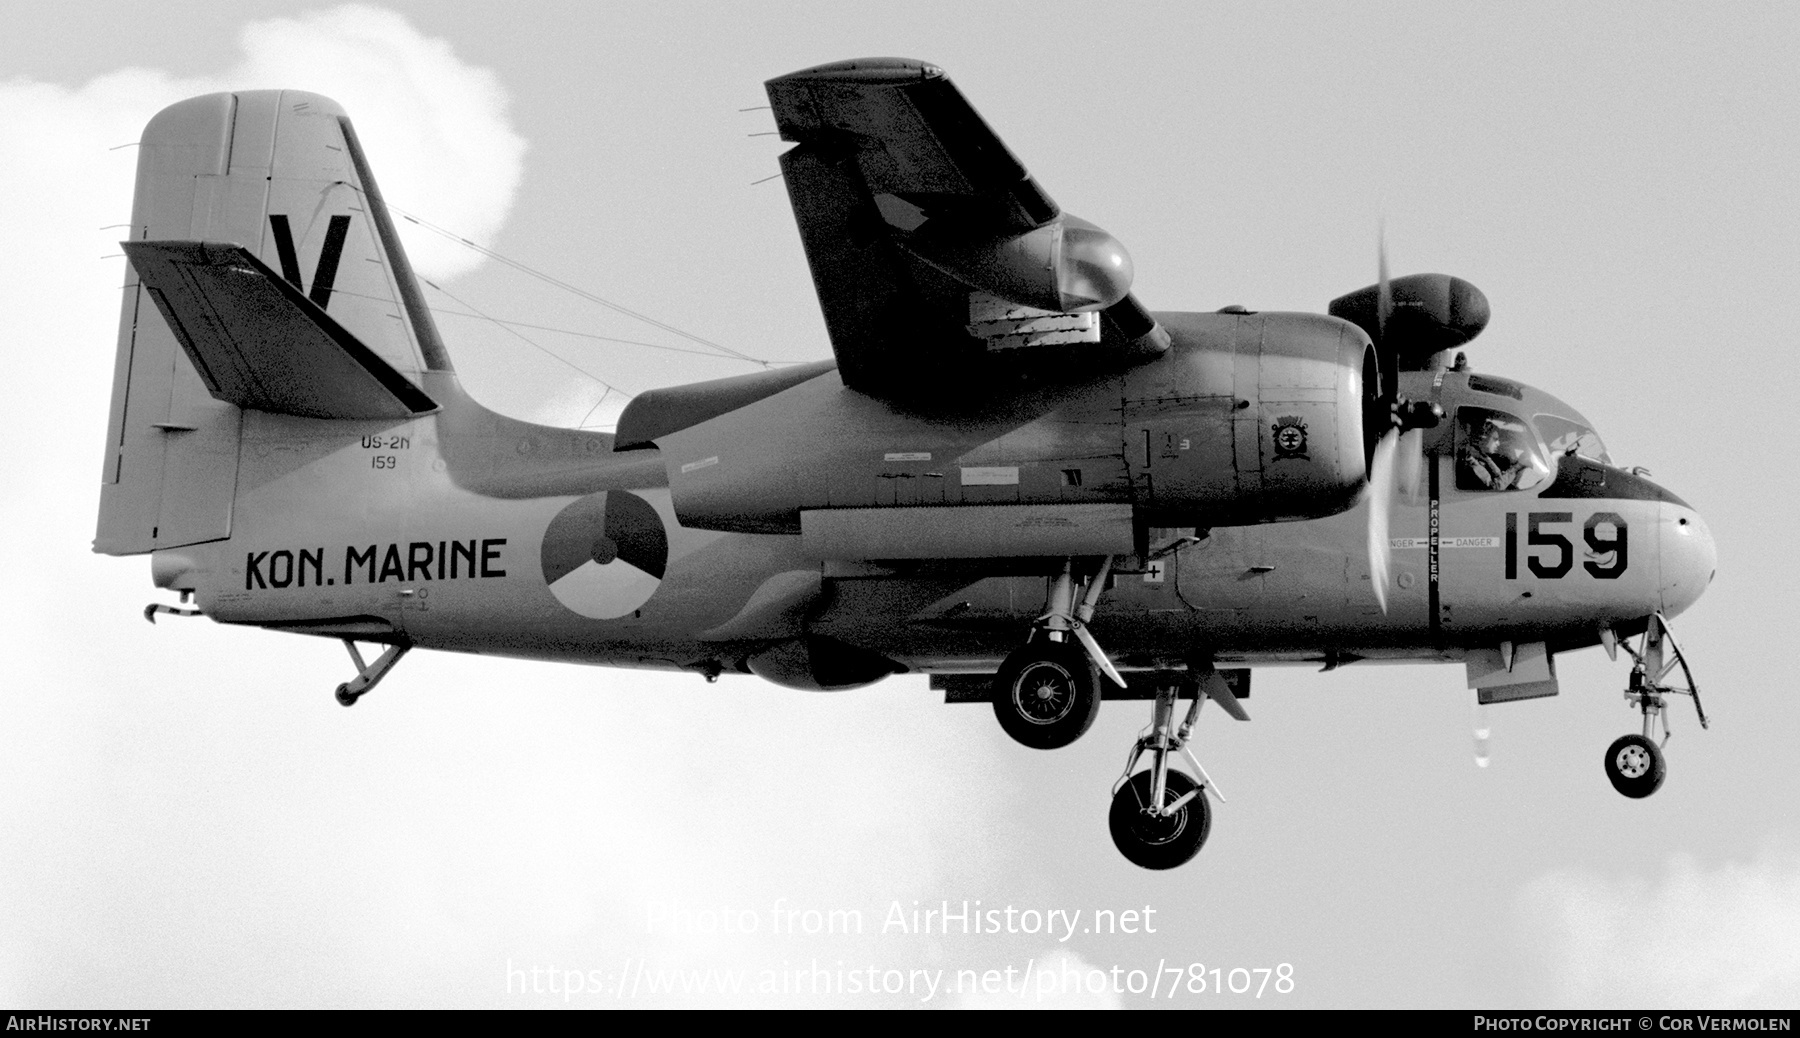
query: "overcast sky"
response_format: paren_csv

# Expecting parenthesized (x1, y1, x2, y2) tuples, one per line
(2, 1, 1795, 1009)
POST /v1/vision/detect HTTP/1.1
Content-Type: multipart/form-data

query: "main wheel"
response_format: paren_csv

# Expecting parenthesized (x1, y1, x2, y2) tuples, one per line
(1109, 769, 1211, 870)
(991, 640, 1101, 749)
(1604, 733, 1665, 798)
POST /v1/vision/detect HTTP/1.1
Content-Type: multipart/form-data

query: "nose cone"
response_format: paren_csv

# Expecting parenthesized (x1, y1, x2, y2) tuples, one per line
(1659, 503, 1716, 618)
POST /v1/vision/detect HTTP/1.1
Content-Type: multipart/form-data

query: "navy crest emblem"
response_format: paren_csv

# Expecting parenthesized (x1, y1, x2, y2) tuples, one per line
(1271, 416, 1309, 459)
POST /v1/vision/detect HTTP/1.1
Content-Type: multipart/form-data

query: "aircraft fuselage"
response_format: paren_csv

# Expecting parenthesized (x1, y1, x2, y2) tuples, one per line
(153, 331, 1715, 686)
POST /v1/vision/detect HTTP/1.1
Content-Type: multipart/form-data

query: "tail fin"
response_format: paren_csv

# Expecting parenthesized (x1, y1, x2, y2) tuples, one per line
(96, 90, 452, 555)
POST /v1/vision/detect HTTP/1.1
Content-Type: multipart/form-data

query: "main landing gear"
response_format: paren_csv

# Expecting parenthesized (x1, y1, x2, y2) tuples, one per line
(1108, 673, 1232, 870)
(993, 639, 1100, 749)
(990, 558, 1124, 749)
(1603, 612, 1707, 798)
(988, 557, 1247, 868)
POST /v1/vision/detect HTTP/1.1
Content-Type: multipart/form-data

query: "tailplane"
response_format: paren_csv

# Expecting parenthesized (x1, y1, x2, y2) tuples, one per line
(122, 239, 437, 420)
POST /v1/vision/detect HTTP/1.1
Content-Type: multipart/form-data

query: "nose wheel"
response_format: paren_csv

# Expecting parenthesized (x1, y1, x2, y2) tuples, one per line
(1604, 733, 1665, 798)
(1604, 612, 1706, 798)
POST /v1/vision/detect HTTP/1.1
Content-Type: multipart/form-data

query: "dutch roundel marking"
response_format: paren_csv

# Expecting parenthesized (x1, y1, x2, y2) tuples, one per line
(540, 491, 668, 619)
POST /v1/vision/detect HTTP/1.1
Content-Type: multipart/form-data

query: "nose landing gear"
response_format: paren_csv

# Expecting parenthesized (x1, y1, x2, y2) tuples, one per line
(1604, 612, 1707, 798)
(1604, 733, 1665, 798)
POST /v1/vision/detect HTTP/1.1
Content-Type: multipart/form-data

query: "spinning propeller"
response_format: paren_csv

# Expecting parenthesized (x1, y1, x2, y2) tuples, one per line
(1358, 235, 1449, 614)
(1331, 235, 1492, 612)
(1366, 238, 1397, 613)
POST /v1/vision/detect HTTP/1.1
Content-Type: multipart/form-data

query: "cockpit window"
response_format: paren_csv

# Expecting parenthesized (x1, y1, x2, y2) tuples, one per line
(1534, 413, 1611, 465)
(1466, 373, 1524, 400)
(1455, 406, 1552, 492)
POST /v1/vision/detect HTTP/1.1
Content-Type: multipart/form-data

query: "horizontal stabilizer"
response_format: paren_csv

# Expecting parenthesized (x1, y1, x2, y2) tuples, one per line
(123, 240, 438, 420)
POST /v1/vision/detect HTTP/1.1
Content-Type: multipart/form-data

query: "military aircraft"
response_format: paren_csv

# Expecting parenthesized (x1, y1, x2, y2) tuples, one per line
(99, 59, 1715, 870)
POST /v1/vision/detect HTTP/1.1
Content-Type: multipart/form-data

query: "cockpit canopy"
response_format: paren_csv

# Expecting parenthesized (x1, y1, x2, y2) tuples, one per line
(1456, 407, 1552, 492)
(1533, 413, 1610, 466)
(1436, 373, 1611, 494)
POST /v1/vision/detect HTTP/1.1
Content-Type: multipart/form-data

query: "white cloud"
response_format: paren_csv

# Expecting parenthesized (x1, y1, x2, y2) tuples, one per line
(0, 4, 521, 285)
(1517, 846, 1800, 1008)
(0, 7, 996, 1007)
(225, 5, 524, 280)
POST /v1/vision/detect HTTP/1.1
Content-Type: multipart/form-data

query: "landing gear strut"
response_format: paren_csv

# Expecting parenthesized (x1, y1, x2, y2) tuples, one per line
(1605, 612, 1706, 798)
(991, 557, 1123, 749)
(334, 639, 410, 707)
(1108, 670, 1231, 870)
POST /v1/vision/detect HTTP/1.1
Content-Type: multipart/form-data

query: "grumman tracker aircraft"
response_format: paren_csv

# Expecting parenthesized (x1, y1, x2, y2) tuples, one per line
(99, 59, 1716, 869)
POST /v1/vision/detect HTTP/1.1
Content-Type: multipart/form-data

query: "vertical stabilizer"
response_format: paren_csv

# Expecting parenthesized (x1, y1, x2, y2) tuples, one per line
(97, 90, 450, 555)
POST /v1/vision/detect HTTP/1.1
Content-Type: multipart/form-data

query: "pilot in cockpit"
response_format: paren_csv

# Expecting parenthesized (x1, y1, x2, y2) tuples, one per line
(1460, 414, 1534, 491)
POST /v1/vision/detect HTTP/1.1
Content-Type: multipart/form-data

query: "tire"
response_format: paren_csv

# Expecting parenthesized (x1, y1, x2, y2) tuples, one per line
(1109, 769, 1211, 870)
(1604, 733, 1666, 798)
(991, 641, 1101, 749)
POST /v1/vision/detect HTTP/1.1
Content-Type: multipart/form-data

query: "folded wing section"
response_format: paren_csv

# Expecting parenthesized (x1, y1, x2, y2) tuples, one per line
(124, 240, 437, 420)
(765, 59, 1164, 399)
(768, 58, 1063, 239)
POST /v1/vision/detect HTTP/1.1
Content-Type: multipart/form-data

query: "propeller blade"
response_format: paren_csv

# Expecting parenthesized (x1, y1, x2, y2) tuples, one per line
(1398, 427, 1427, 500)
(1366, 428, 1399, 614)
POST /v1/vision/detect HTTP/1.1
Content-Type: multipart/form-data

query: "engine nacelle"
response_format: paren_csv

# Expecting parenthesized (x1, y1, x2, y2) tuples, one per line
(902, 213, 1133, 314)
(1329, 273, 1490, 370)
(651, 310, 1374, 555)
(1126, 310, 1377, 527)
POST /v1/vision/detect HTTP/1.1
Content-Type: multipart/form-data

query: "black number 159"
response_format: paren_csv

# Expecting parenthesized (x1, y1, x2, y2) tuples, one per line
(1505, 512, 1627, 580)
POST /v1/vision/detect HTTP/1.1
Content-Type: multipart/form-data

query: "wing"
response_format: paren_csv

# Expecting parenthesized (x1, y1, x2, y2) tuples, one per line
(765, 59, 1166, 400)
